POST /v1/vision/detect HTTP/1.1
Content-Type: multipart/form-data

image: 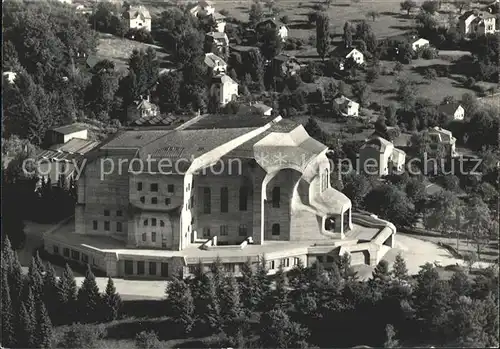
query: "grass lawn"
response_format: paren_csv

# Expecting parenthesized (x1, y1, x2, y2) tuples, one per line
(96, 33, 173, 75)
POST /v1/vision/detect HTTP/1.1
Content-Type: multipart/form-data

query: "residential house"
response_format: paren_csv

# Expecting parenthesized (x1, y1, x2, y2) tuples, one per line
(411, 37, 430, 51)
(43, 112, 397, 278)
(127, 99, 160, 122)
(204, 52, 227, 75)
(458, 10, 496, 35)
(428, 126, 458, 157)
(333, 95, 359, 117)
(359, 136, 406, 176)
(45, 123, 89, 146)
(206, 32, 230, 57)
(210, 74, 239, 106)
(330, 46, 364, 71)
(189, 0, 216, 17)
(213, 12, 227, 33)
(273, 55, 301, 77)
(3, 71, 17, 84)
(123, 6, 152, 32)
(36, 137, 100, 186)
(255, 18, 288, 41)
(437, 103, 465, 121)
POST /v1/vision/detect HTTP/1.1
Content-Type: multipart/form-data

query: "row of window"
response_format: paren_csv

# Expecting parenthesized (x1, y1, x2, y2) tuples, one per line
(143, 218, 166, 227)
(141, 232, 157, 242)
(104, 210, 122, 217)
(93, 220, 123, 232)
(186, 257, 300, 274)
(137, 182, 175, 193)
(53, 246, 92, 265)
(201, 223, 281, 238)
(124, 260, 169, 277)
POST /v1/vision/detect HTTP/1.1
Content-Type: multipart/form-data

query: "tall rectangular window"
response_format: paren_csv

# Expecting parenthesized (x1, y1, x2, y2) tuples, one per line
(239, 186, 248, 211)
(152, 218, 157, 226)
(104, 221, 110, 231)
(137, 182, 143, 191)
(203, 187, 211, 214)
(161, 263, 168, 277)
(93, 220, 98, 230)
(125, 260, 133, 275)
(272, 187, 280, 208)
(104, 210, 110, 216)
(220, 187, 228, 212)
(168, 184, 174, 193)
(151, 232, 157, 242)
(116, 210, 122, 217)
(116, 222, 122, 232)
(220, 225, 228, 236)
(151, 183, 158, 192)
(239, 224, 247, 237)
(149, 262, 157, 276)
(137, 261, 145, 275)
(203, 227, 211, 238)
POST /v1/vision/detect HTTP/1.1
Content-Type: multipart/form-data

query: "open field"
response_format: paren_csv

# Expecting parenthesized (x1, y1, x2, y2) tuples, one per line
(96, 33, 173, 74)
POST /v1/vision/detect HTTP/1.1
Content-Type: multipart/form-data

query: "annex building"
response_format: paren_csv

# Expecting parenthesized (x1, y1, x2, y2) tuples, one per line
(44, 113, 396, 278)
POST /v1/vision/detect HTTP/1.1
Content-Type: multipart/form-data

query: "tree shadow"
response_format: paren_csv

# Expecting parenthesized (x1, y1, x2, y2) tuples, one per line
(288, 20, 314, 30)
(331, 3, 351, 7)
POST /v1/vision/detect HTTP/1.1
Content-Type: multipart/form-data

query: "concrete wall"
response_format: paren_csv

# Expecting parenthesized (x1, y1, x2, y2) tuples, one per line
(196, 168, 254, 245)
(76, 157, 129, 241)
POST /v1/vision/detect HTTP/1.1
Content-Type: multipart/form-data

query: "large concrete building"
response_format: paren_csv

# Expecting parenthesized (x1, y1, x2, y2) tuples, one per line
(44, 114, 396, 278)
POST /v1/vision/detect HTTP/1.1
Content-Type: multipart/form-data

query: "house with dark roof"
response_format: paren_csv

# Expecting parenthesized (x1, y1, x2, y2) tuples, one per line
(189, 0, 215, 17)
(204, 52, 227, 74)
(333, 95, 359, 117)
(123, 5, 151, 31)
(206, 32, 230, 56)
(273, 55, 301, 77)
(359, 136, 406, 176)
(127, 99, 160, 123)
(213, 12, 227, 33)
(42, 111, 398, 279)
(256, 18, 288, 41)
(330, 46, 364, 70)
(458, 10, 496, 35)
(437, 103, 465, 121)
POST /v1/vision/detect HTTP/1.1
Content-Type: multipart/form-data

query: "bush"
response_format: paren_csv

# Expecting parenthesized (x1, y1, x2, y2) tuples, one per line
(135, 331, 162, 349)
(60, 323, 106, 349)
(465, 76, 476, 88)
(125, 28, 154, 44)
(308, 34, 316, 46)
(280, 15, 290, 24)
(420, 46, 437, 59)
(219, 9, 229, 16)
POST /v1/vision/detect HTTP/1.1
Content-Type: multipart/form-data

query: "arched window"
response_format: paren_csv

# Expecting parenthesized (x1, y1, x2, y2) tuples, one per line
(272, 187, 280, 208)
(272, 223, 280, 236)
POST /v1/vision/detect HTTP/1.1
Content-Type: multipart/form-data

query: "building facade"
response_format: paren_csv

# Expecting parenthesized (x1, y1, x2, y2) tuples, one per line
(44, 114, 396, 278)
(459, 11, 496, 35)
(123, 6, 152, 32)
(359, 136, 406, 176)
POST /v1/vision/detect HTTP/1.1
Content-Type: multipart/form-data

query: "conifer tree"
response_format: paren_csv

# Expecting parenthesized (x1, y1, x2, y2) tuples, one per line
(77, 265, 102, 323)
(255, 256, 271, 311)
(9, 252, 24, 307)
(16, 303, 35, 349)
(28, 256, 44, 301)
(165, 276, 195, 334)
(273, 263, 290, 310)
(1, 236, 15, 273)
(209, 256, 224, 291)
(102, 277, 122, 322)
(43, 263, 60, 322)
(35, 301, 53, 349)
(22, 282, 37, 328)
(392, 253, 409, 282)
(34, 250, 45, 273)
(372, 260, 391, 281)
(239, 258, 258, 314)
(220, 274, 245, 343)
(1, 273, 15, 347)
(58, 263, 78, 324)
